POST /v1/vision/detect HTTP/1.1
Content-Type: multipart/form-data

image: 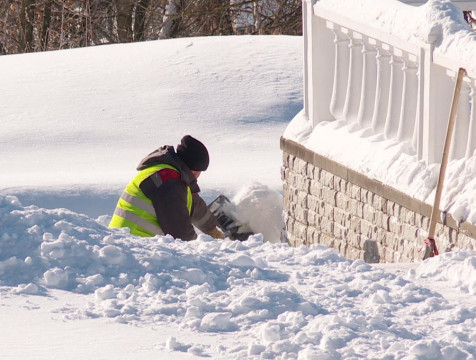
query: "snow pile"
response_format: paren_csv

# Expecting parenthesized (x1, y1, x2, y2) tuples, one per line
(1, 194, 476, 358)
(410, 249, 476, 295)
(231, 182, 284, 243)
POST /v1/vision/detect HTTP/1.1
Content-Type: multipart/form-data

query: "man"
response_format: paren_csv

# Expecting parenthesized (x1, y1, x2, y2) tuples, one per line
(109, 135, 225, 240)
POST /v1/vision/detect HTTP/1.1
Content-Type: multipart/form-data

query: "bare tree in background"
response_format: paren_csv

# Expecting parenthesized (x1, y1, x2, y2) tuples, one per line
(464, 11, 476, 29)
(0, 0, 302, 55)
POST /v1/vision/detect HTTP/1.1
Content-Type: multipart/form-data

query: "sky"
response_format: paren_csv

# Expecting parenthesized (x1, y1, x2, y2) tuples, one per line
(1, 1, 476, 358)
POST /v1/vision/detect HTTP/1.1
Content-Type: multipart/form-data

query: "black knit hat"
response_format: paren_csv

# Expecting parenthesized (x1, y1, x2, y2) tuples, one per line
(176, 135, 209, 171)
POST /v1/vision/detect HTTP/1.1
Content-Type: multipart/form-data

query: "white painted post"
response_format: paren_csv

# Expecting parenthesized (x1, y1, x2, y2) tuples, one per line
(343, 33, 363, 124)
(371, 44, 391, 133)
(384, 51, 404, 139)
(397, 57, 419, 141)
(310, 13, 336, 126)
(414, 47, 426, 160)
(466, 80, 476, 158)
(329, 27, 350, 121)
(302, 0, 311, 121)
(357, 41, 378, 128)
(450, 80, 471, 160)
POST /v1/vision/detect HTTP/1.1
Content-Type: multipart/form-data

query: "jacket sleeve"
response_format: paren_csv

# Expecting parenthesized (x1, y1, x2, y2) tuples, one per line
(140, 176, 197, 241)
(191, 194, 219, 233)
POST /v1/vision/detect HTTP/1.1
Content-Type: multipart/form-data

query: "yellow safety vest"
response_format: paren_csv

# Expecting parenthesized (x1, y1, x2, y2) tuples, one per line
(109, 164, 193, 237)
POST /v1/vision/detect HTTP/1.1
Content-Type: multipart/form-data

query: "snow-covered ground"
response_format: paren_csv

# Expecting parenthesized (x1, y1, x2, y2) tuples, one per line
(1, 34, 476, 359)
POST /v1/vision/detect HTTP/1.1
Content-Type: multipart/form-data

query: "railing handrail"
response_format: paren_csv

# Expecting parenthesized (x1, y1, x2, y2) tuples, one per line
(400, 0, 476, 11)
(314, 5, 422, 56)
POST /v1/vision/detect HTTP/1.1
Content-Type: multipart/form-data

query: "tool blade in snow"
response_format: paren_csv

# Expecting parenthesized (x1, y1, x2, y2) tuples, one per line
(208, 195, 253, 241)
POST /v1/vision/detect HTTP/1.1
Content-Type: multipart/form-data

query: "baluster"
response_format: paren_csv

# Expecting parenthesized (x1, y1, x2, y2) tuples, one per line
(450, 80, 471, 160)
(371, 44, 391, 133)
(329, 29, 350, 120)
(343, 33, 363, 124)
(397, 57, 418, 142)
(466, 81, 476, 158)
(357, 40, 377, 128)
(384, 51, 404, 139)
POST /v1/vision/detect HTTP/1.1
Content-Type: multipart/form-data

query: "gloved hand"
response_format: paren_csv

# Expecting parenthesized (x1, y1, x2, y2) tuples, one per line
(206, 227, 225, 239)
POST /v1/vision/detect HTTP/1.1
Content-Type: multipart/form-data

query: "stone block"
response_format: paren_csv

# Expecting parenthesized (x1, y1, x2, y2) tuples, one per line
(460, 221, 476, 240)
(334, 223, 348, 240)
(403, 209, 416, 226)
(294, 157, 308, 176)
(292, 173, 310, 192)
(348, 232, 362, 249)
(309, 180, 322, 197)
(320, 233, 336, 249)
(334, 207, 349, 227)
(350, 216, 361, 234)
(295, 206, 308, 225)
(374, 211, 383, 230)
(307, 194, 320, 212)
(297, 190, 308, 209)
(347, 198, 363, 217)
(361, 189, 370, 203)
(321, 218, 333, 236)
(362, 204, 375, 222)
(385, 248, 396, 263)
(350, 184, 361, 201)
(306, 226, 319, 244)
(385, 233, 399, 251)
(371, 194, 385, 212)
(333, 176, 346, 193)
(346, 246, 365, 261)
(306, 163, 315, 179)
(376, 228, 387, 246)
(361, 219, 378, 239)
(323, 203, 334, 220)
(321, 170, 335, 189)
(386, 200, 395, 216)
(388, 216, 401, 235)
(401, 224, 418, 241)
(336, 191, 348, 209)
(293, 221, 307, 241)
(282, 152, 290, 167)
(307, 210, 320, 228)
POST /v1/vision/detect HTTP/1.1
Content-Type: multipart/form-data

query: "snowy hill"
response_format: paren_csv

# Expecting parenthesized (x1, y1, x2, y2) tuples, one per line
(0, 35, 302, 217)
(1, 36, 476, 359)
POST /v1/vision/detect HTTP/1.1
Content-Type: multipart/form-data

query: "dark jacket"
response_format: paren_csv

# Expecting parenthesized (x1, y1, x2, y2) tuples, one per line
(137, 145, 218, 240)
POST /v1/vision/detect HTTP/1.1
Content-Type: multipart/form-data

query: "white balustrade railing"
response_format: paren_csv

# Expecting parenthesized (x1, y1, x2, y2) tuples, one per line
(302, 0, 476, 164)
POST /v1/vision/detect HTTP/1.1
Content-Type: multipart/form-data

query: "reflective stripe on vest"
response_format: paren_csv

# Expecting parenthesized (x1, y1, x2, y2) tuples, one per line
(109, 163, 193, 237)
(113, 207, 164, 236)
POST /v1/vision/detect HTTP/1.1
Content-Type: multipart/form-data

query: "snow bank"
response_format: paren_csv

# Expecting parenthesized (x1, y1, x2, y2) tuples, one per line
(410, 249, 476, 295)
(1, 194, 476, 358)
(231, 182, 284, 243)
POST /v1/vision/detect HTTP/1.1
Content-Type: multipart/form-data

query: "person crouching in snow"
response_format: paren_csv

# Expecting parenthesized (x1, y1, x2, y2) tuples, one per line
(109, 135, 225, 240)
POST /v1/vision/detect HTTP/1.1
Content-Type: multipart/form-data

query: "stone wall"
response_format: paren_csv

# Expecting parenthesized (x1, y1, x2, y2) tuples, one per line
(281, 137, 476, 263)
